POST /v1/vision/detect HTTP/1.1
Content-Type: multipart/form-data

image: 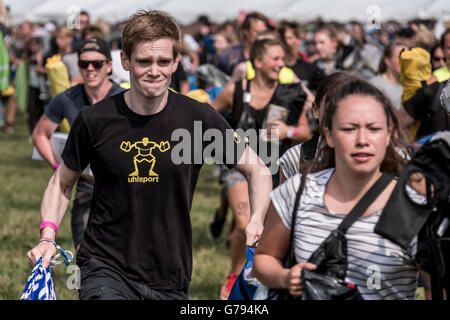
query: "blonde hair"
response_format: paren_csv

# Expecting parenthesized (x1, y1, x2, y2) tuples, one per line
(56, 26, 73, 38)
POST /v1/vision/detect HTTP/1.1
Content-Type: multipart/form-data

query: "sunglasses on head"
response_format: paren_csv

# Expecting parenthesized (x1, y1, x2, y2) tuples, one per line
(78, 59, 108, 69)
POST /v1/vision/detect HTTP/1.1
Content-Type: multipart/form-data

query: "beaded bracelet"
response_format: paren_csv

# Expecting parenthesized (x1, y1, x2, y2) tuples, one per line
(38, 238, 73, 265)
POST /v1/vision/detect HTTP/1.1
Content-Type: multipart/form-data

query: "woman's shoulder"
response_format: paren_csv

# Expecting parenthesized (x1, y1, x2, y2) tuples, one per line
(283, 168, 334, 192)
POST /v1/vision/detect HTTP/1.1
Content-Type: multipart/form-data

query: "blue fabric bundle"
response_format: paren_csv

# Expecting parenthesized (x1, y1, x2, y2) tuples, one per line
(20, 257, 56, 300)
(228, 247, 261, 300)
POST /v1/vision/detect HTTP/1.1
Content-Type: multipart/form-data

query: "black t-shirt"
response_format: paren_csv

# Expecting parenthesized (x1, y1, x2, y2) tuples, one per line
(403, 81, 450, 139)
(170, 61, 188, 92)
(289, 58, 325, 92)
(62, 90, 246, 289)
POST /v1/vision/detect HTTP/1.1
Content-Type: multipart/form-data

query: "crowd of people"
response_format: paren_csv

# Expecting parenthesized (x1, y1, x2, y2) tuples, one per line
(1, 1, 448, 300)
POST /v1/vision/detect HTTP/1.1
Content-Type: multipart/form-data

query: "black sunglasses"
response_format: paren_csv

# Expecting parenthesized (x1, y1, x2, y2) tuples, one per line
(433, 56, 446, 62)
(78, 59, 108, 69)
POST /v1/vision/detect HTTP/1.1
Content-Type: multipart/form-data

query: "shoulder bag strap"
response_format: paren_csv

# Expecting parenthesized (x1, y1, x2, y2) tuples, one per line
(285, 175, 307, 266)
(337, 172, 395, 234)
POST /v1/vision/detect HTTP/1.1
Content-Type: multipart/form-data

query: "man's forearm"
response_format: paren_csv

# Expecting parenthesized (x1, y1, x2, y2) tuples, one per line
(246, 164, 272, 225)
(33, 135, 57, 168)
(39, 165, 77, 239)
(235, 147, 272, 224)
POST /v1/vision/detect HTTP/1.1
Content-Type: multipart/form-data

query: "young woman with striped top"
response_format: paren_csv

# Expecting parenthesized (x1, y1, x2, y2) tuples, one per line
(253, 78, 429, 299)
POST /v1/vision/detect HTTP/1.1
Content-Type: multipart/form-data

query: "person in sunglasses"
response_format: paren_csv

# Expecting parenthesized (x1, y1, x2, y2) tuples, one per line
(31, 37, 124, 251)
(431, 44, 446, 71)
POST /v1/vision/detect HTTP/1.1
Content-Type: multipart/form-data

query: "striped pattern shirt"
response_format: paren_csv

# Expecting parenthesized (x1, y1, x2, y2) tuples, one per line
(278, 137, 322, 179)
(278, 142, 303, 179)
(271, 168, 420, 300)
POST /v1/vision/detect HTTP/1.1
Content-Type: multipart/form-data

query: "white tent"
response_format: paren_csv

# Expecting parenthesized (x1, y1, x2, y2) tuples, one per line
(4, 0, 450, 25)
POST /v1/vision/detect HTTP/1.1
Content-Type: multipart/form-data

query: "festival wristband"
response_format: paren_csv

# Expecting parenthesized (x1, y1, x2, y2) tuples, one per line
(292, 126, 298, 137)
(52, 162, 59, 171)
(40, 221, 58, 236)
(287, 126, 297, 138)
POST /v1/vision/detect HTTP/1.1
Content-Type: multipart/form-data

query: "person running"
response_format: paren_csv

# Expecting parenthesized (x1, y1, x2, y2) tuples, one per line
(211, 38, 310, 299)
(31, 37, 124, 250)
(26, 10, 272, 300)
(253, 78, 429, 300)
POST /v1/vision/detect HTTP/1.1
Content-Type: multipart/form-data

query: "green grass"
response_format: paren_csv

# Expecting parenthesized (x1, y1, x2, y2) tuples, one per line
(0, 114, 232, 300)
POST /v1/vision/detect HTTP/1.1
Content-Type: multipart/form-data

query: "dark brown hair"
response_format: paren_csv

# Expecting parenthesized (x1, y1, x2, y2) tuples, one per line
(304, 78, 409, 180)
(239, 11, 270, 42)
(378, 40, 405, 74)
(249, 38, 284, 67)
(314, 24, 338, 41)
(278, 20, 301, 63)
(298, 72, 358, 172)
(440, 28, 450, 49)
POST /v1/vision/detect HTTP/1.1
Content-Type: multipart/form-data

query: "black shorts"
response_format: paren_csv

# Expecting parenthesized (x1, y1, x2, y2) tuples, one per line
(78, 257, 189, 300)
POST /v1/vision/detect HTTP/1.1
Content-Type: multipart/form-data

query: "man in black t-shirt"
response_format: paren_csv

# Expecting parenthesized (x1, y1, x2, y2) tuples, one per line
(26, 10, 272, 300)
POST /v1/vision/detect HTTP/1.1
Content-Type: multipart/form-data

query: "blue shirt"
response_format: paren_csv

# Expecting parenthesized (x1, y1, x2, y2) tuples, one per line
(45, 81, 124, 192)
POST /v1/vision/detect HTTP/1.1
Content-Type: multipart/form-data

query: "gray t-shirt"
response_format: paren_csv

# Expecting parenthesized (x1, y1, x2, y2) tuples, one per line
(62, 53, 80, 81)
(369, 75, 403, 110)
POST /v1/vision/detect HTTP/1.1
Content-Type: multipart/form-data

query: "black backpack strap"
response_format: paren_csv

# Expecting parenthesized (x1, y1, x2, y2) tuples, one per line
(229, 80, 248, 129)
(337, 172, 395, 234)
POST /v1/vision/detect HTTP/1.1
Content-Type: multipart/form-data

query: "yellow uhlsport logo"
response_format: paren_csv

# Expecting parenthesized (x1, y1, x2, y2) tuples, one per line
(120, 138, 170, 183)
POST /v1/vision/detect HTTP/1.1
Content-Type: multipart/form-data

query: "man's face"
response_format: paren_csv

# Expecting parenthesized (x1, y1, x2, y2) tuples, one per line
(121, 38, 179, 99)
(244, 19, 267, 45)
(79, 13, 90, 31)
(78, 51, 111, 89)
(443, 33, 450, 70)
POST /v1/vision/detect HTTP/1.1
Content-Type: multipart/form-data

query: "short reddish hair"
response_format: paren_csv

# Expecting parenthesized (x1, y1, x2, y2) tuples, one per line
(122, 10, 182, 59)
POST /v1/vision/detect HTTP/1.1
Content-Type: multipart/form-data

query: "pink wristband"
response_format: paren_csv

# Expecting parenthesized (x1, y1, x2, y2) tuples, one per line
(52, 162, 59, 171)
(292, 126, 298, 137)
(40, 221, 58, 235)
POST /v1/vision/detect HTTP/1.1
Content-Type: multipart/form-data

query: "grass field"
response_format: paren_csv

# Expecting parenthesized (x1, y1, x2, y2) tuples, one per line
(0, 113, 232, 300)
(0, 113, 425, 300)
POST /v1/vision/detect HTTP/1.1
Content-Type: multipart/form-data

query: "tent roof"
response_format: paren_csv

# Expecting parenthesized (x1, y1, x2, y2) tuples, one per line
(4, 0, 450, 25)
